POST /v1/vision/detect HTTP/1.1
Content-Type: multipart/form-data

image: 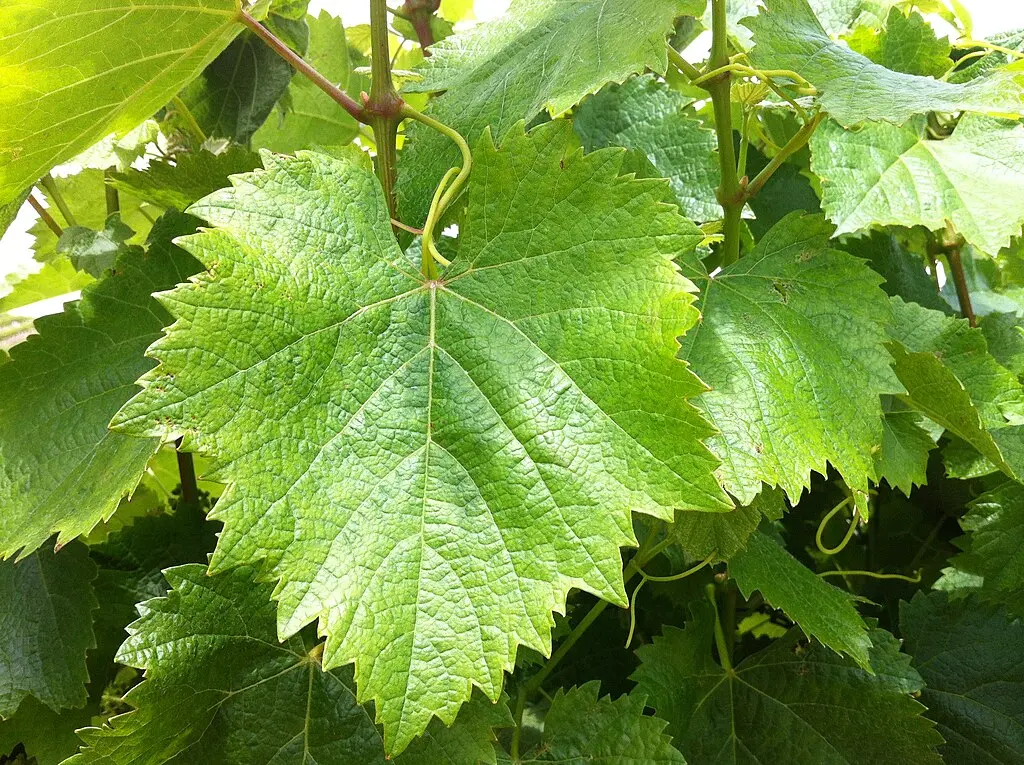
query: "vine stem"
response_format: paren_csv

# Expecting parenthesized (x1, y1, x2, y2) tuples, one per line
(401, 0, 441, 55)
(368, 0, 403, 217)
(28, 194, 63, 237)
(40, 174, 77, 227)
(705, 584, 734, 672)
(706, 0, 742, 266)
(171, 95, 208, 144)
(945, 246, 977, 327)
(240, 10, 367, 123)
(104, 168, 119, 216)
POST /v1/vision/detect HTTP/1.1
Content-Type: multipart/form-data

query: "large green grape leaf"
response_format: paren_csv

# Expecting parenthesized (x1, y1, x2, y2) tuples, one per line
(730, 529, 872, 668)
(0, 542, 97, 719)
(0, 213, 202, 559)
(839, 231, 951, 314)
(901, 590, 1024, 763)
(68, 565, 511, 765)
(944, 481, 1024, 617)
(110, 147, 262, 212)
(632, 601, 943, 764)
(111, 122, 729, 752)
(254, 11, 362, 153)
(180, 15, 305, 143)
(887, 297, 1024, 479)
(676, 213, 901, 514)
(397, 0, 694, 225)
(845, 8, 952, 78)
(573, 74, 721, 222)
(0, 190, 29, 241)
(811, 115, 1024, 254)
(497, 682, 684, 764)
(744, 0, 1024, 126)
(0, 0, 244, 206)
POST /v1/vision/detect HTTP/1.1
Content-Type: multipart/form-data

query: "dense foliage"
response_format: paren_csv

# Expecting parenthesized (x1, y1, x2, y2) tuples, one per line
(1, 0, 1023, 762)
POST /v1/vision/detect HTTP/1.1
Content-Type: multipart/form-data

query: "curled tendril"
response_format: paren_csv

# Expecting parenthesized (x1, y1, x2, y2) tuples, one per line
(819, 569, 922, 584)
(815, 497, 860, 555)
(624, 552, 717, 648)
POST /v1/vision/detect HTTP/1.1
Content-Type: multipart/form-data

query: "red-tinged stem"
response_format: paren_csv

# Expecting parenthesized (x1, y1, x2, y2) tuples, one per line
(240, 10, 368, 123)
(175, 437, 199, 507)
(946, 247, 977, 327)
(401, 0, 441, 55)
(28, 194, 63, 237)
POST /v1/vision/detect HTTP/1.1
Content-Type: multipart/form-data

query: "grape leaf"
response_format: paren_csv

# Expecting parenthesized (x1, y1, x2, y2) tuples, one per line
(744, 0, 1024, 126)
(30, 170, 153, 265)
(398, 0, 693, 225)
(254, 11, 362, 153)
(110, 148, 262, 212)
(0, 543, 97, 718)
(670, 487, 785, 560)
(839, 231, 951, 314)
(887, 297, 1024, 479)
(0, 0, 244, 205)
(573, 74, 721, 222)
(874, 409, 936, 495)
(980, 312, 1024, 377)
(811, 115, 1024, 254)
(730, 528, 872, 668)
(111, 122, 729, 752)
(0, 697, 97, 765)
(0, 213, 202, 559)
(945, 481, 1024, 617)
(901, 590, 1024, 763)
(846, 8, 951, 78)
(181, 15, 305, 143)
(632, 600, 943, 764)
(497, 682, 684, 764)
(676, 213, 901, 515)
(0, 190, 29, 241)
(57, 215, 136, 278)
(68, 565, 511, 765)
(0, 260, 93, 315)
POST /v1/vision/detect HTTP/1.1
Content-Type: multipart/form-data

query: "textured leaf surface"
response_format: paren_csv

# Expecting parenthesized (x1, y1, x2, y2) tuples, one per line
(112, 124, 728, 751)
(676, 213, 901, 513)
(0, 214, 202, 558)
(0, 543, 97, 718)
(57, 215, 135, 278)
(398, 0, 687, 224)
(811, 116, 1024, 254)
(632, 601, 943, 764)
(901, 590, 1024, 764)
(573, 74, 720, 222)
(501, 682, 684, 764)
(0, 0, 243, 205)
(887, 298, 1024, 479)
(254, 11, 361, 153)
(840, 231, 951, 314)
(730, 529, 872, 668)
(110, 148, 262, 212)
(745, 0, 1024, 126)
(947, 481, 1024, 617)
(69, 565, 511, 765)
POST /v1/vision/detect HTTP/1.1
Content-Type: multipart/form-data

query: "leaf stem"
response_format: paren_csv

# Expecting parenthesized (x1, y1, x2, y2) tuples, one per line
(819, 568, 921, 583)
(170, 95, 208, 144)
(742, 113, 823, 200)
(707, 0, 743, 266)
(240, 9, 368, 123)
(28, 194, 63, 238)
(399, 104, 471, 275)
(174, 438, 199, 507)
(705, 583, 734, 672)
(40, 174, 77, 227)
(667, 46, 705, 84)
(401, 0, 441, 55)
(104, 169, 119, 216)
